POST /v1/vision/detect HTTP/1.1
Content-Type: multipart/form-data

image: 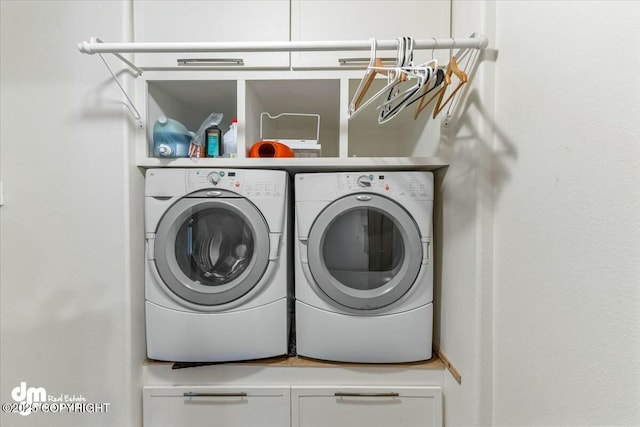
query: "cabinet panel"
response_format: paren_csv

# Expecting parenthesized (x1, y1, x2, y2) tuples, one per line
(292, 386, 443, 427)
(133, 1, 290, 68)
(143, 386, 290, 427)
(291, 0, 451, 69)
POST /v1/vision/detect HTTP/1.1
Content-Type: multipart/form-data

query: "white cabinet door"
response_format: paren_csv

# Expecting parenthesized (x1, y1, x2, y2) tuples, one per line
(133, 1, 290, 69)
(143, 386, 290, 427)
(292, 386, 443, 427)
(291, 0, 451, 69)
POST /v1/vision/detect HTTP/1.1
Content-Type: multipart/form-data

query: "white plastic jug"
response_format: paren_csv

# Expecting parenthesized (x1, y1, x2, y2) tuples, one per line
(223, 118, 238, 158)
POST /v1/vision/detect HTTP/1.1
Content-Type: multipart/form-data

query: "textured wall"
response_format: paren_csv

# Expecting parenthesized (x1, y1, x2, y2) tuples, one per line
(0, 2, 142, 426)
(492, 1, 640, 425)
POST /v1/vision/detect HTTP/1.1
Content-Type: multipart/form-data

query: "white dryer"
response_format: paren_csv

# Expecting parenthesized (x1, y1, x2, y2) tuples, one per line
(294, 171, 434, 363)
(145, 168, 290, 362)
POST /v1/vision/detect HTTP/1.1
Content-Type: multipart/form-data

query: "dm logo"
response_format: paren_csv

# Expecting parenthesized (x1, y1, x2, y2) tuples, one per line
(11, 382, 46, 416)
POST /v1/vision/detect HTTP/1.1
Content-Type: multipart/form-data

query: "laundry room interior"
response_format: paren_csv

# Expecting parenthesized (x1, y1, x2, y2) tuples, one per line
(0, 1, 639, 427)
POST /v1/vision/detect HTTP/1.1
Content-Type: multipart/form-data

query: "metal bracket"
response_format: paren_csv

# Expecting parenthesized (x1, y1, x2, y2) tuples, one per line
(91, 38, 144, 129)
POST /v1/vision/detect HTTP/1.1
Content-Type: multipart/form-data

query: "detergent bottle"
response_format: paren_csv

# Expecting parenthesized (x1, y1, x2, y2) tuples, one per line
(152, 116, 192, 158)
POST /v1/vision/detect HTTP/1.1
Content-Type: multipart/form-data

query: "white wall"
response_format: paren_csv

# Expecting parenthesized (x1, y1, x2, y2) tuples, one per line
(0, 1, 144, 426)
(492, 1, 640, 425)
(439, 1, 640, 425)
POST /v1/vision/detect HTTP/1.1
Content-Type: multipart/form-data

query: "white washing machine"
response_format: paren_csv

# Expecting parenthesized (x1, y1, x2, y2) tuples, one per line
(145, 168, 290, 362)
(294, 171, 434, 363)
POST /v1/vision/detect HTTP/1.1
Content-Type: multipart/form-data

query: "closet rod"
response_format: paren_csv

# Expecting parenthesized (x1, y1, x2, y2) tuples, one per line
(78, 36, 488, 55)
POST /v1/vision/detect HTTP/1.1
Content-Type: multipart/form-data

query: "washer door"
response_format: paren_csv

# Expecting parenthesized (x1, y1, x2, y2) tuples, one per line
(154, 196, 270, 306)
(307, 194, 423, 310)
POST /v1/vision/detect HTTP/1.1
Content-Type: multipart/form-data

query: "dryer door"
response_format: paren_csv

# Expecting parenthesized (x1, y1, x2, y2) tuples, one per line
(154, 194, 270, 306)
(307, 194, 423, 310)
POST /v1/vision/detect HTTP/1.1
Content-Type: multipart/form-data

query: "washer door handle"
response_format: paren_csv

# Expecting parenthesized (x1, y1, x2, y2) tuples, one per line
(297, 239, 309, 264)
(146, 236, 155, 260)
(356, 195, 372, 202)
(269, 233, 281, 260)
(422, 240, 430, 264)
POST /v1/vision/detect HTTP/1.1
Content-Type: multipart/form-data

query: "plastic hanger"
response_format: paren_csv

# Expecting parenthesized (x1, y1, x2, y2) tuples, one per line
(411, 68, 445, 119)
(377, 37, 440, 123)
(411, 39, 447, 119)
(377, 37, 412, 116)
(377, 60, 436, 123)
(348, 37, 407, 120)
(351, 58, 386, 110)
(380, 35, 455, 123)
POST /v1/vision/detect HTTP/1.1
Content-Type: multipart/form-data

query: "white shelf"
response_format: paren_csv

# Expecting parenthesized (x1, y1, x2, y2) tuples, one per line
(136, 156, 448, 173)
(137, 74, 450, 166)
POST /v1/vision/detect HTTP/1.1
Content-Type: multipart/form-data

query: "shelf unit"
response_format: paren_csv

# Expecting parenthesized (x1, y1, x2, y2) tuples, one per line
(137, 70, 451, 171)
(80, 36, 488, 170)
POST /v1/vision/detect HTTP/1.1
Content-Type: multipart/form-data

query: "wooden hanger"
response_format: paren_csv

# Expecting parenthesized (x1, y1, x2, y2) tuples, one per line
(431, 56, 468, 118)
(413, 39, 447, 119)
(353, 57, 387, 110)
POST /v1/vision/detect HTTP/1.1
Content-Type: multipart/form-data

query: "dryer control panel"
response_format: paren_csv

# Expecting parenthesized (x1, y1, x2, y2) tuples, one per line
(334, 173, 432, 200)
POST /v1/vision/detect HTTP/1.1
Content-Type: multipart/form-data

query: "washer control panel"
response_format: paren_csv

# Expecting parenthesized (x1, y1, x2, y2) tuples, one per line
(187, 169, 242, 191)
(185, 169, 283, 198)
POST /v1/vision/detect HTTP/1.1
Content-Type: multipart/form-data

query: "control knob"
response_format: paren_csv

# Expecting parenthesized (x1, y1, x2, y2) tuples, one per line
(207, 172, 220, 185)
(357, 175, 372, 187)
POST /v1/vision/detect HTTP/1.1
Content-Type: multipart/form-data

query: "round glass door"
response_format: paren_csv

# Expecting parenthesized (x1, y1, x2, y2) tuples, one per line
(307, 194, 422, 310)
(154, 197, 270, 306)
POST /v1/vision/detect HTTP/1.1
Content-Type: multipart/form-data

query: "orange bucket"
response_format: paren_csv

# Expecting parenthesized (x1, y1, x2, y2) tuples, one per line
(248, 140, 295, 158)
